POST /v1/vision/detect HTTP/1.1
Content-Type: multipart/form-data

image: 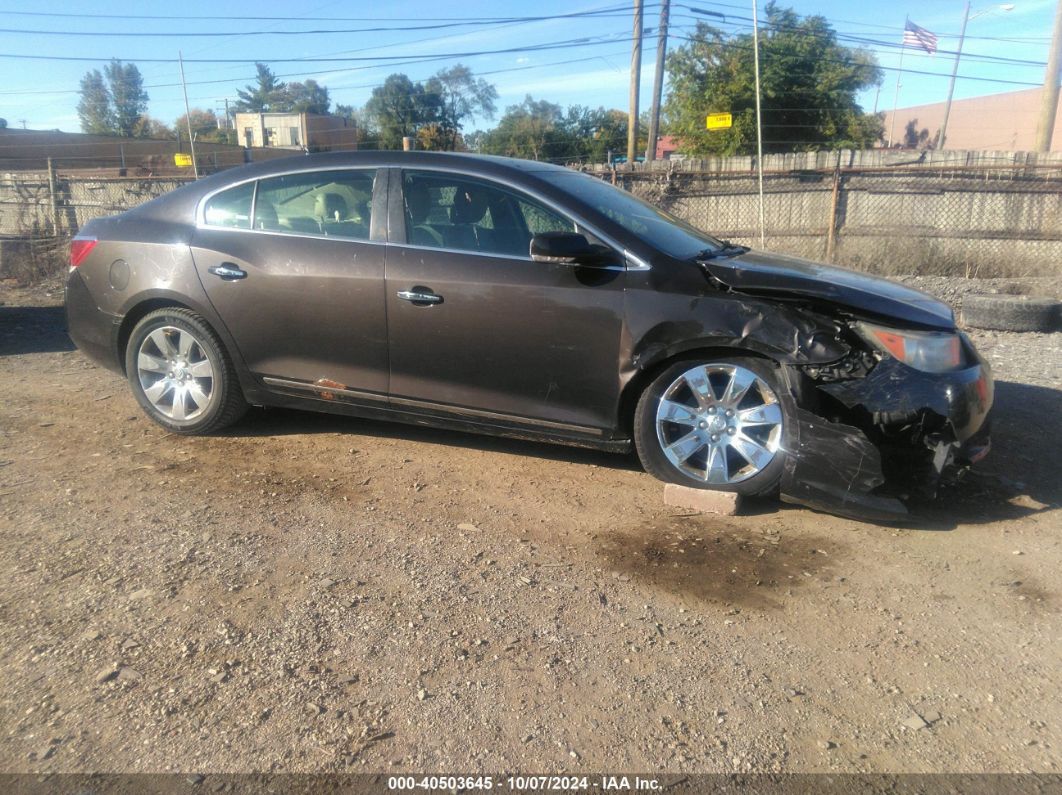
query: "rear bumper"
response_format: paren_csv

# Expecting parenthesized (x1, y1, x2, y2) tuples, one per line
(65, 268, 123, 374)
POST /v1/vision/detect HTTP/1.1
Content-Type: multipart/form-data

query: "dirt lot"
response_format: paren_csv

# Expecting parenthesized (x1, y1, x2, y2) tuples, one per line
(0, 276, 1059, 775)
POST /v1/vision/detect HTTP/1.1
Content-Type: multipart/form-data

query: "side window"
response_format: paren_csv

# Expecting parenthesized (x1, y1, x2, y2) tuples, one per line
(203, 182, 254, 229)
(252, 170, 374, 240)
(402, 171, 576, 258)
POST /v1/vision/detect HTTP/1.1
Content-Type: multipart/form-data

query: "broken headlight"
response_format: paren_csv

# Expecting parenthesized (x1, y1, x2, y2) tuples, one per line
(855, 322, 964, 373)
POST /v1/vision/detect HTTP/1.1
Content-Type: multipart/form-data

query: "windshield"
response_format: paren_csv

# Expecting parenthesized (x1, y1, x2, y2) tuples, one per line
(536, 170, 726, 260)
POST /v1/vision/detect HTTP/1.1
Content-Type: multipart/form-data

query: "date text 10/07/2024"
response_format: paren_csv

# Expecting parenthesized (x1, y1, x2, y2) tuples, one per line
(387, 776, 663, 791)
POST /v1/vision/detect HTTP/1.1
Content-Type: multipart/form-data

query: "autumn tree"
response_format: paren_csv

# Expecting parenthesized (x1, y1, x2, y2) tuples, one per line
(174, 108, 234, 143)
(132, 116, 174, 139)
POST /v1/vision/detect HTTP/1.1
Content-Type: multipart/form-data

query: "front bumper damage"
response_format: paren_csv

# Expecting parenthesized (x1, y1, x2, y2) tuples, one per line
(780, 342, 994, 521)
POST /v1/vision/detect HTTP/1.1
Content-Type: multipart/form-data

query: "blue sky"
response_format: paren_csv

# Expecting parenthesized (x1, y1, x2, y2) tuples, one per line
(0, 0, 1054, 135)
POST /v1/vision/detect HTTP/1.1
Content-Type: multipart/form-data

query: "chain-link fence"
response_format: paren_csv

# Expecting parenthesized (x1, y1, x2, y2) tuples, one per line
(599, 162, 1062, 278)
(0, 171, 194, 238)
(0, 171, 194, 282)
(3, 156, 1061, 284)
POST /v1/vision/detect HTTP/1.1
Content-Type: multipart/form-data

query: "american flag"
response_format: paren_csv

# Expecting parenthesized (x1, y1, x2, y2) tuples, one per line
(903, 20, 938, 54)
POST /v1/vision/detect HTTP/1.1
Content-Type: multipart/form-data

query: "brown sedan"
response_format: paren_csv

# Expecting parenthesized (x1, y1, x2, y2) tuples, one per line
(65, 152, 992, 519)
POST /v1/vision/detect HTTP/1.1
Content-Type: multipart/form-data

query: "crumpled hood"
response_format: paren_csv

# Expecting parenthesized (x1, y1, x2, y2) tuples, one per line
(701, 251, 955, 330)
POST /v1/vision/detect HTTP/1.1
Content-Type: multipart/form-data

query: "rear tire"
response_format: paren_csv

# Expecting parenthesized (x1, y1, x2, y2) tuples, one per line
(634, 356, 791, 496)
(125, 308, 247, 434)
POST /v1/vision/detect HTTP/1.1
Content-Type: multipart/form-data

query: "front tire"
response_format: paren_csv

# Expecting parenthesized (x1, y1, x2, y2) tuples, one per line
(634, 356, 790, 496)
(125, 308, 247, 434)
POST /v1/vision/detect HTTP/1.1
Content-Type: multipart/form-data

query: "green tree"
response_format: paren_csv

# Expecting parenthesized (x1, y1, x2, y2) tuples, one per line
(479, 96, 568, 161)
(273, 79, 331, 114)
(104, 60, 149, 137)
(77, 69, 112, 134)
(664, 3, 882, 155)
(235, 64, 332, 115)
(0, 118, 7, 129)
(423, 64, 498, 150)
(235, 63, 282, 112)
(561, 106, 631, 162)
(364, 73, 443, 150)
(77, 61, 150, 137)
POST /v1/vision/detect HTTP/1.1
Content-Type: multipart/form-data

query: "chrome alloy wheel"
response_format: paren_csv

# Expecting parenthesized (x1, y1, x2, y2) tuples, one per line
(654, 362, 784, 485)
(136, 326, 215, 421)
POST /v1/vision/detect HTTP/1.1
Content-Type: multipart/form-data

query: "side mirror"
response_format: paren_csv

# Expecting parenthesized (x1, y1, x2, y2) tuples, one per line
(530, 232, 608, 266)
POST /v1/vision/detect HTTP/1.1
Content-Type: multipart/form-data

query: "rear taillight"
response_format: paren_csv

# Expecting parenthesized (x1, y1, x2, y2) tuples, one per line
(70, 238, 97, 268)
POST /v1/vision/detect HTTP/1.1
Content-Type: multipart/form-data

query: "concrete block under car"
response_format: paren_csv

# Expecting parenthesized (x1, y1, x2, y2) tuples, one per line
(663, 483, 740, 515)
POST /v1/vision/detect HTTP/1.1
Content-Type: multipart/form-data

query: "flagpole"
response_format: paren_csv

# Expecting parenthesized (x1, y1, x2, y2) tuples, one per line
(939, 2, 972, 149)
(888, 16, 908, 147)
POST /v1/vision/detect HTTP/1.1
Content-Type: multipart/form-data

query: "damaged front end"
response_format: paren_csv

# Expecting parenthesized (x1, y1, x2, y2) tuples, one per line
(782, 324, 993, 521)
(697, 253, 994, 521)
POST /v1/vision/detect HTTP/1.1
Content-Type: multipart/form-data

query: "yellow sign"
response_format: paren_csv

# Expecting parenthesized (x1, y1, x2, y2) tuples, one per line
(173, 153, 193, 167)
(706, 112, 733, 131)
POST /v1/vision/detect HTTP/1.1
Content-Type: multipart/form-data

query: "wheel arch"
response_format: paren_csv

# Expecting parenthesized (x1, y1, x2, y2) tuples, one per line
(113, 291, 260, 401)
(617, 343, 784, 439)
(116, 297, 196, 373)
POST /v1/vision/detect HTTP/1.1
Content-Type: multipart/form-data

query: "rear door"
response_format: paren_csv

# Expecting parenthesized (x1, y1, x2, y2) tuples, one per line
(384, 169, 626, 434)
(190, 167, 389, 397)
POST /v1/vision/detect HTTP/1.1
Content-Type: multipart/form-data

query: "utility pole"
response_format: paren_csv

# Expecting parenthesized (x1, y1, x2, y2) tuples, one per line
(627, 0, 644, 163)
(942, 4, 1014, 149)
(178, 51, 199, 178)
(1036, 0, 1062, 152)
(645, 0, 670, 162)
(939, 2, 971, 149)
(751, 0, 766, 248)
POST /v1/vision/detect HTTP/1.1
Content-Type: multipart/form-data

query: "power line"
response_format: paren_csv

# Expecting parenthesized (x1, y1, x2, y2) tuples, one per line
(670, 14, 1050, 68)
(0, 8, 648, 38)
(0, 33, 641, 63)
(676, 2, 1051, 43)
(0, 6, 657, 22)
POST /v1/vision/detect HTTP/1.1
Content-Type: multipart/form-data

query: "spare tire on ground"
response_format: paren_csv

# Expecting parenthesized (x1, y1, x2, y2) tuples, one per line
(961, 294, 1060, 333)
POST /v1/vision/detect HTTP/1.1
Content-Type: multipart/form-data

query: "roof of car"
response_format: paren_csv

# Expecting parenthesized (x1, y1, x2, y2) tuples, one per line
(221, 150, 574, 180)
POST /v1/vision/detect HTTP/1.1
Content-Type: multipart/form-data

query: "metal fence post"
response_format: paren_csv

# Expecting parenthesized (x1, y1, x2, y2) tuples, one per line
(825, 166, 842, 263)
(46, 157, 62, 236)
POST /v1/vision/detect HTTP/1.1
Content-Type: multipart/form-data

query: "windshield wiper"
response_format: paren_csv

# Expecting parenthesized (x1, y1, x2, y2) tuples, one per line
(695, 240, 749, 260)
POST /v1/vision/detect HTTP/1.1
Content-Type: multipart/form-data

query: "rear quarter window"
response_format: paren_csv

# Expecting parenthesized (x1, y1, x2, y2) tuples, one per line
(202, 182, 254, 229)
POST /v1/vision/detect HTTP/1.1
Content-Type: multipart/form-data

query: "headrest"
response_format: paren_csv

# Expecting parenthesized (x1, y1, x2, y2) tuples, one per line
(450, 187, 488, 225)
(314, 192, 348, 221)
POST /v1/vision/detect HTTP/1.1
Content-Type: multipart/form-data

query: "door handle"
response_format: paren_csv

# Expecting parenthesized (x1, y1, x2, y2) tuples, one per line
(397, 289, 442, 305)
(208, 263, 247, 280)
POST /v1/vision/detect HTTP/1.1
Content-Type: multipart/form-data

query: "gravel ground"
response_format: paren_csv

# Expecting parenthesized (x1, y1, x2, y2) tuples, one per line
(0, 274, 1059, 775)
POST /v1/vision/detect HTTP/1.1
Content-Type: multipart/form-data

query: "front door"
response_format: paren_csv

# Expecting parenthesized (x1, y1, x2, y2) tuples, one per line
(385, 169, 625, 434)
(190, 168, 388, 396)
